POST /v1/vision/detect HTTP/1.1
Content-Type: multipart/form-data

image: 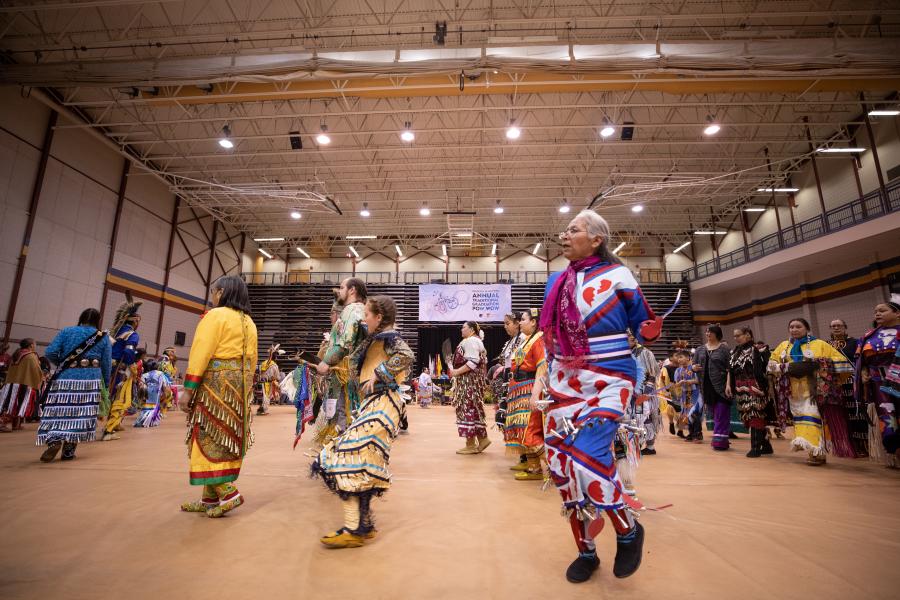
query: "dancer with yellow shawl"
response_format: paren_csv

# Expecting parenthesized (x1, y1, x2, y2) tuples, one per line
(312, 295, 413, 548)
(768, 317, 852, 466)
(179, 276, 257, 518)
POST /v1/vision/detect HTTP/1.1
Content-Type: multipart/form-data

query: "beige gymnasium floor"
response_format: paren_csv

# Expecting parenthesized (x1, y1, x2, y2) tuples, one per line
(1, 404, 898, 600)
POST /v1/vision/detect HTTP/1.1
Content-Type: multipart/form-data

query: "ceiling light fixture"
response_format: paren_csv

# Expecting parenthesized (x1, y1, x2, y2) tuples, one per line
(599, 117, 615, 138)
(395, 244, 403, 257)
(493, 200, 504, 214)
(419, 205, 431, 216)
(253, 237, 285, 242)
(360, 202, 371, 217)
(218, 125, 234, 149)
(296, 247, 310, 258)
(400, 121, 415, 142)
(258, 248, 273, 259)
(703, 115, 721, 136)
(816, 147, 865, 153)
(348, 246, 360, 258)
(346, 235, 377, 240)
(559, 200, 571, 214)
(756, 187, 799, 193)
(441, 244, 447, 256)
(868, 109, 899, 116)
(631, 205, 644, 213)
(316, 124, 331, 145)
(290, 211, 302, 220)
(506, 121, 521, 140)
(673, 241, 691, 253)
(612, 242, 626, 254)
(694, 230, 728, 235)
(491, 243, 497, 256)
(455, 232, 473, 238)
(743, 207, 766, 212)
(533, 242, 542, 254)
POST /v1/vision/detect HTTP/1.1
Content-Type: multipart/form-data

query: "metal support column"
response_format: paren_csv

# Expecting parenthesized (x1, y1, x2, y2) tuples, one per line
(99, 159, 131, 322)
(203, 220, 219, 306)
(860, 93, 890, 214)
(2, 111, 57, 347)
(155, 195, 181, 354)
(851, 155, 867, 218)
(803, 117, 830, 232)
(764, 147, 784, 248)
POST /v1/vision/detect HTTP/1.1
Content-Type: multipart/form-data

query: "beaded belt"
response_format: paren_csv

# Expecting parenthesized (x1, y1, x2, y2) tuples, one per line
(68, 358, 101, 369)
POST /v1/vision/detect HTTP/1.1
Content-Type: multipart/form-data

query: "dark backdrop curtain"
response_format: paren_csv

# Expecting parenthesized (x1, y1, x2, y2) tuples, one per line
(415, 324, 507, 375)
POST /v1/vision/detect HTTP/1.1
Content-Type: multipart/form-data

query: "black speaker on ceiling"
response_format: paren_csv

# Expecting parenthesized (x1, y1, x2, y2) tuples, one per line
(620, 122, 635, 141)
(289, 131, 302, 150)
(174, 331, 186, 346)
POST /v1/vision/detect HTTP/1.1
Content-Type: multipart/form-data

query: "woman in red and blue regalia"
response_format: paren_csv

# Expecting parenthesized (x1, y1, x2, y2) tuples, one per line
(540, 209, 660, 585)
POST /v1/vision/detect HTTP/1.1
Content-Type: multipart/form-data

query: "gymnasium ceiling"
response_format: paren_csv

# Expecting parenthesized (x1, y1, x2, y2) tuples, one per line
(2, 1, 900, 260)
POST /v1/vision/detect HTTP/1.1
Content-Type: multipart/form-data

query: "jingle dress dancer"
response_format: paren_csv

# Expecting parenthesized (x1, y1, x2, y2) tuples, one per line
(179, 276, 258, 518)
(313, 296, 414, 548)
(0, 338, 42, 432)
(768, 317, 851, 466)
(37, 309, 111, 462)
(507, 308, 548, 480)
(856, 299, 900, 465)
(540, 210, 660, 584)
(450, 321, 491, 455)
(726, 327, 772, 458)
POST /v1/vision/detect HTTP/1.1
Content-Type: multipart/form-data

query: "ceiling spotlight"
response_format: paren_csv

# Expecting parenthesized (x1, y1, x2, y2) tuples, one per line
(559, 200, 571, 214)
(348, 245, 360, 258)
(395, 244, 403, 257)
(868, 109, 899, 116)
(491, 243, 497, 256)
(532, 242, 542, 255)
(219, 125, 234, 149)
(600, 117, 615, 138)
(316, 125, 331, 145)
(612, 242, 626, 254)
(506, 121, 521, 140)
(673, 241, 691, 253)
(258, 248, 273, 259)
(360, 202, 371, 217)
(296, 247, 310, 258)
(400, 121, 415, 142)
(419, 205, 431, 216)
(703, 115, 721, 136)
(493, 200, 504, 214)
(290, 211, 302, 220)
(631, 205, 644, 213)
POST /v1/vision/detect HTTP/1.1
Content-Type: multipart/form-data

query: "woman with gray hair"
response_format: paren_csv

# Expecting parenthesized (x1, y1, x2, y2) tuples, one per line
(539, 209, 662, 584)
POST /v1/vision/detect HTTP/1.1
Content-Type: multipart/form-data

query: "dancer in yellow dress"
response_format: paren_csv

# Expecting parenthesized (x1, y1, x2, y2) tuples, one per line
(178, 276, 258, 518)
(768, 317, 851, 466)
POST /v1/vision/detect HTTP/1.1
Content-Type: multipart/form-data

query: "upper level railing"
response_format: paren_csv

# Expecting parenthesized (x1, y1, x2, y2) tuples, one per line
(243, 269, 687, 286)
(683, 179, 900, 282)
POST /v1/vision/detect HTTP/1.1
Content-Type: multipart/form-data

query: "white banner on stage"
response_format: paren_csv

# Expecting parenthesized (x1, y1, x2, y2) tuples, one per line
(418, 284, 512, 322)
